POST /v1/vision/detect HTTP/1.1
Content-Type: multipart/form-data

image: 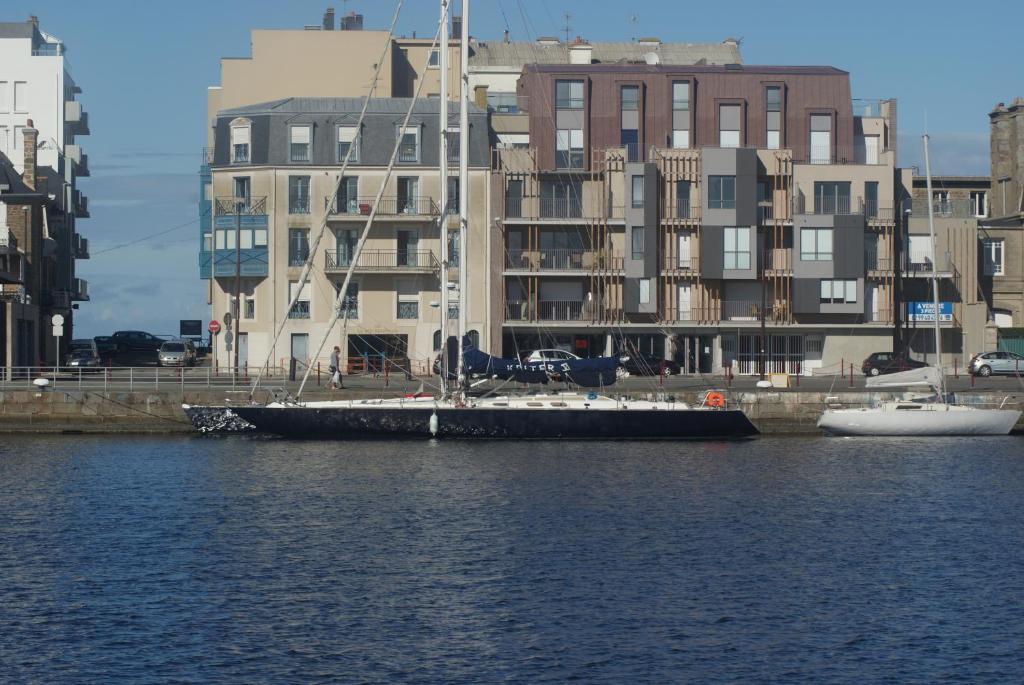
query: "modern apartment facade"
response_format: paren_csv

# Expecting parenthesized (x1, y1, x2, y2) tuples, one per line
(494, 62, 906, 373)
(0, 16, 90, 366)
(201, 97, 491, 372)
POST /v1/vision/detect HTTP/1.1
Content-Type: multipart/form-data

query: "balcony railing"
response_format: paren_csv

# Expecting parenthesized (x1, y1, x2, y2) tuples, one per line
(722, 300, 784, 322)
(904, 252, 955, 276)
(505, 300, 587, 321)
(288, 301, 310, 319)
(505, 248, 620, 271)
(324, 249, 439, 271)
(540, 197, 583, 219)
(327, 196, 438, 217)
(909, 198, 977, 219)
(663, 255, 699, 272)
(813, 195, 853, 215)
(215, 196, 268, 215)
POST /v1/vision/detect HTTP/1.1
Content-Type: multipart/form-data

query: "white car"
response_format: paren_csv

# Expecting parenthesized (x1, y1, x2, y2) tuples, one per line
(523, 349, 581, 363)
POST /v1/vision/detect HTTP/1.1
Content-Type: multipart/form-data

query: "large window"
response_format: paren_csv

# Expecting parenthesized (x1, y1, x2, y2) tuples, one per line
(397, 177, 419, 214)
(639, 279, 651, 305)
(289, 176, 310, 214)
(971, 191, 988, 218)
(288, 228, 309, 266)
(338, 282, 359, 320)
(620, 83, 640, 159)
(334, 228, 357, 267)
(556, 80, 584, 109)
(672, 81, 690, 149)
(621, 86, 639, 111)
(766, 86, 781, 149)
(814, 181, 851, 214)
(397, 279, 419, 320)
(983, 238, 1004, 276)
(810, 114, 832, 164)
(233, 176, 250, 208)
(289, 125, 311, 162)
(820, 279, 857, 304)
(230, 125, 250, 163)
(337, 176, 358, 213)
(801, 228, 833, 261)
(631, 227, 645, 260)
(724, 227, 751, 270)
(288, 281, 311, 319)
(337, 126, 359, 163)
(13, 81, 27, 113)
(708, 175, 736, 209)
(397, 126, 419, 163)
(631, 175, 644, 208)
(865, 181, 879, 218)
(719, 104, 741, 148)
(676, 181, 691, 219)
(540, 180, 582, 218)
(556, 128, 584, 169)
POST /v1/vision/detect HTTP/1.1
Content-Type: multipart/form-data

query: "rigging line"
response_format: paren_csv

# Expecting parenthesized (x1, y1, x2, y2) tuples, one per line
(297, 4, 451, 400)
(249, 0, 407, 400)
(91, 216, 202, 256)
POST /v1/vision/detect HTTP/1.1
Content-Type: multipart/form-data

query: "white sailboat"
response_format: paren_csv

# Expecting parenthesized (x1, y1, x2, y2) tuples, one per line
(818, 135, 1021, 436)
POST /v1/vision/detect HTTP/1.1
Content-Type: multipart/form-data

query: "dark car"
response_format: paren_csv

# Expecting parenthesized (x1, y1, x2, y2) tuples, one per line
(620, 352, 681, 376)
(861, 352, 928, 377)
(111, 330, 166, 354)
(67, 348, 103, 372)
(93, 335, 117, 361)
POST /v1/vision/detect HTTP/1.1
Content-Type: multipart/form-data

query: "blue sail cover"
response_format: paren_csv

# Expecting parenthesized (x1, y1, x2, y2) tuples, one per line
(445, 337, 619, 387)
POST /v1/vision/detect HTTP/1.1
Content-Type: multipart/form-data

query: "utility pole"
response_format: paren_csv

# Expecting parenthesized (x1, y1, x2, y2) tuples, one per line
(234, 198, 242, 378)
(759, 224, 767, 380)
(893, 201, 906, 355)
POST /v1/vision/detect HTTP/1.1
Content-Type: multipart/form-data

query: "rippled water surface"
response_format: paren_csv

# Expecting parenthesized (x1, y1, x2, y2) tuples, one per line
(2, 435, 1024, 683)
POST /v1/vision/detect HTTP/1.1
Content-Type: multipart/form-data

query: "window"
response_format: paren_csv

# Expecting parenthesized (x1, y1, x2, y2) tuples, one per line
(676, 181, 691, 219)
(0, 126, 6, 154)
(672, 81, 691, 150)
(397, 229, 420, 266)
(556, 80, 584, 109)
(233, 177, 250, 208)
(820, 279, 857, 304)
(337, 126, 359, 163)
(427, 48, 440, 68)
(339, 282, 359, 319)
(983, 239, 1004, 276)
(631, 227, 645, 259)
(814, 181, 851, 214)
(801, 228, 833, 261)
(865, 181, 879, 218)
(540, 180, 582, 218)
(12, 125, 22, 151)
(0, 82, 7, 112)
(397, 177, 419, 214)
(620, 128, 639, 162)
(757, 182, 772, 224)
(487, 92, 519, 113)
(244, 294, 256, 320)
(556, 128, 584, 169)
(398, 126, 419, 163)
(446, 126, 460, 162)
(621, 86, 639, 111)
(202, 232, 212, 251)
(334, 228, 357, 267)
(708, 175, 736, 209)
(397, 280, 419, 320)
(288, 228, 309, 266)
(448, 229, 460, 267)
(971, 191, 988, 217)
(288, 176, 310, 214)
(446, 176, 459, 214)
(723, 227, 751, 270)
(337, 176, 358, 213)
(639, 279, 651, 305)
(230, 125, 250, 163)
(13, 82, 27, 113)
(631, 175, 644, 208)
(290, 125, 311, 162)
(288, 281, 311, 319)
(719, 104, 741, 148)
(766, 86, 781, 149)
(810, 114, 832, 164)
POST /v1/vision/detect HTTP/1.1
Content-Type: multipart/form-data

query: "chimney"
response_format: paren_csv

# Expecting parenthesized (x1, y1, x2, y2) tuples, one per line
(503, 29, 510, 44)
(340, 12, 363, 31)
(22, 119, 38, 190)
(452, 15, 462, 40)
(568, 40, 592, 65)
(322, 7, 335, 30)
(28, 15, 38, 30)
(474, 85, 488, 111)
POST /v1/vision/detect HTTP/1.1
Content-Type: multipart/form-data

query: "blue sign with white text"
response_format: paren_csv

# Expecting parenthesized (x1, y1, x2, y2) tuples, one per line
(907, 301, 953, 322)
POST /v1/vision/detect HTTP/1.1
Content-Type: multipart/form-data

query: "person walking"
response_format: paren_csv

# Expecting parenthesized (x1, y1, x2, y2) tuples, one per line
(329, 346, 342, 390)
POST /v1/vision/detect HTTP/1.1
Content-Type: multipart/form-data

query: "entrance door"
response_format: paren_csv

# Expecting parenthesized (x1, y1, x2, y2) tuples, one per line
(677, 232, 692, 268)
(677, 284, 691, 320)
(290, 333, 307, 366)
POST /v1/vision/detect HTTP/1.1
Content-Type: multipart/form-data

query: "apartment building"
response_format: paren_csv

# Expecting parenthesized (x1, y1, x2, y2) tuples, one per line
(201, 97, 491, 372)
(494, 61, 907, 374)
(0, 16, 90, 366)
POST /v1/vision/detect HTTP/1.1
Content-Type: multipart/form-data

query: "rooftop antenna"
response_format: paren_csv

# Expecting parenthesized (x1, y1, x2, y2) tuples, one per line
(562, 12, 571, 43)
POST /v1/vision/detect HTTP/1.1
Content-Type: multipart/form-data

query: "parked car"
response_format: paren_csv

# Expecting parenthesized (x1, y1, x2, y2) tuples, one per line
(861, 352, 928, 376)
(67, 338, 98, 364)
(619, 352, 681, 376)
(158, 340, 197, 367)
(111, 330, 166, 354)
(969, 351, 1024, 377)
(93, 335, 117, 361)
(67, 347, 102, 371)
(522, 349, 581, 363)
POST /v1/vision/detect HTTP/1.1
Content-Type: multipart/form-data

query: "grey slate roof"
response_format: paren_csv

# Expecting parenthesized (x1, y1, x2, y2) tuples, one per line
(468, 40, 743, 68)
(0, 21, 35, 39)
(219, 97, 485, 117)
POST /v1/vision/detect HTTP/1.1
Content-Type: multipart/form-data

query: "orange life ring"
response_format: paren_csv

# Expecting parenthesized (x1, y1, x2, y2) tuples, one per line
(705, 391, 725, 408)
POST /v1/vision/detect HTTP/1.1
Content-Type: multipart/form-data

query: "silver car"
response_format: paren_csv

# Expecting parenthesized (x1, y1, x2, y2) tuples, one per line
(969, 351, 1024, 377)
(158, 340, 196, 367)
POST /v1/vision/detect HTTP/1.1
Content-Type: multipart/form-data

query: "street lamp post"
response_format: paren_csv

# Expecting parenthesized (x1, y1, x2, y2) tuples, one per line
(234, 198, 243, 378)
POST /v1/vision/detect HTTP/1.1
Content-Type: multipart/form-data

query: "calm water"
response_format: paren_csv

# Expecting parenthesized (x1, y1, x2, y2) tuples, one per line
(2, 435, 1024, 683)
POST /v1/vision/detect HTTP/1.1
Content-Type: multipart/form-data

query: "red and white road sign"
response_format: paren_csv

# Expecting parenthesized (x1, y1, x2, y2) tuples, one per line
(208, 320, 222, 335)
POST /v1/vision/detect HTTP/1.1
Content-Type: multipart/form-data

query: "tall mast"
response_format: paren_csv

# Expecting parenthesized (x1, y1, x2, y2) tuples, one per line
(455, 0, 470, 392)
(438, 0, 450, 396)
(922, 134, 945, 397)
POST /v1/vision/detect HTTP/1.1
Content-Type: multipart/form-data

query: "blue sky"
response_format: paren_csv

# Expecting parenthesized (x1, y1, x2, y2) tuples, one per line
(13, 0, 1020, 337)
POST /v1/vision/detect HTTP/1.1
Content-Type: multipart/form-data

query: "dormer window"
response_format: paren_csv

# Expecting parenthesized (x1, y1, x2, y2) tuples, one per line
(230, 123, 250, 164)
(337, 125, 359, 163)
(398, 126, 420, 163)
(290, 125, 311, 162)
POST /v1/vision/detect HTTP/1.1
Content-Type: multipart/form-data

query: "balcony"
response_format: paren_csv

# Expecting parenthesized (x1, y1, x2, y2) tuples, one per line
(0, 227, 18, 254)
(45, 290, 71, 310)
(505, 299, 585, 322)
(903, 252, 956, 278)
(662, 255, 699, 274)
(324, 249, 439, 273)
(505, 248, 622, 272)
(722, 300, 787, 323)
(65, 101, 90, 136)
(73, 190, 89, 218)
(909, 198, 978, 219)
(199, 247, 269, 279)
(71, 278, 89, 301)
(74, 234, 89, 259)
(0, 255, 21, 284)
(813, 195, 854, 215)
(326, 196, 438, 219)
(214, 196, 268, 229)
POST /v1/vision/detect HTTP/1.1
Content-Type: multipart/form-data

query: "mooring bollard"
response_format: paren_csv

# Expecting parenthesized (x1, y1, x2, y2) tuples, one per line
(849, 362, 854, 388)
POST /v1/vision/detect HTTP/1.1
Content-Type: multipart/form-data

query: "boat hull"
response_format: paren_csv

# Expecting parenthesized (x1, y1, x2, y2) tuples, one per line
(818, 405, 1021, 436)
(187, 404, 758, 439)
